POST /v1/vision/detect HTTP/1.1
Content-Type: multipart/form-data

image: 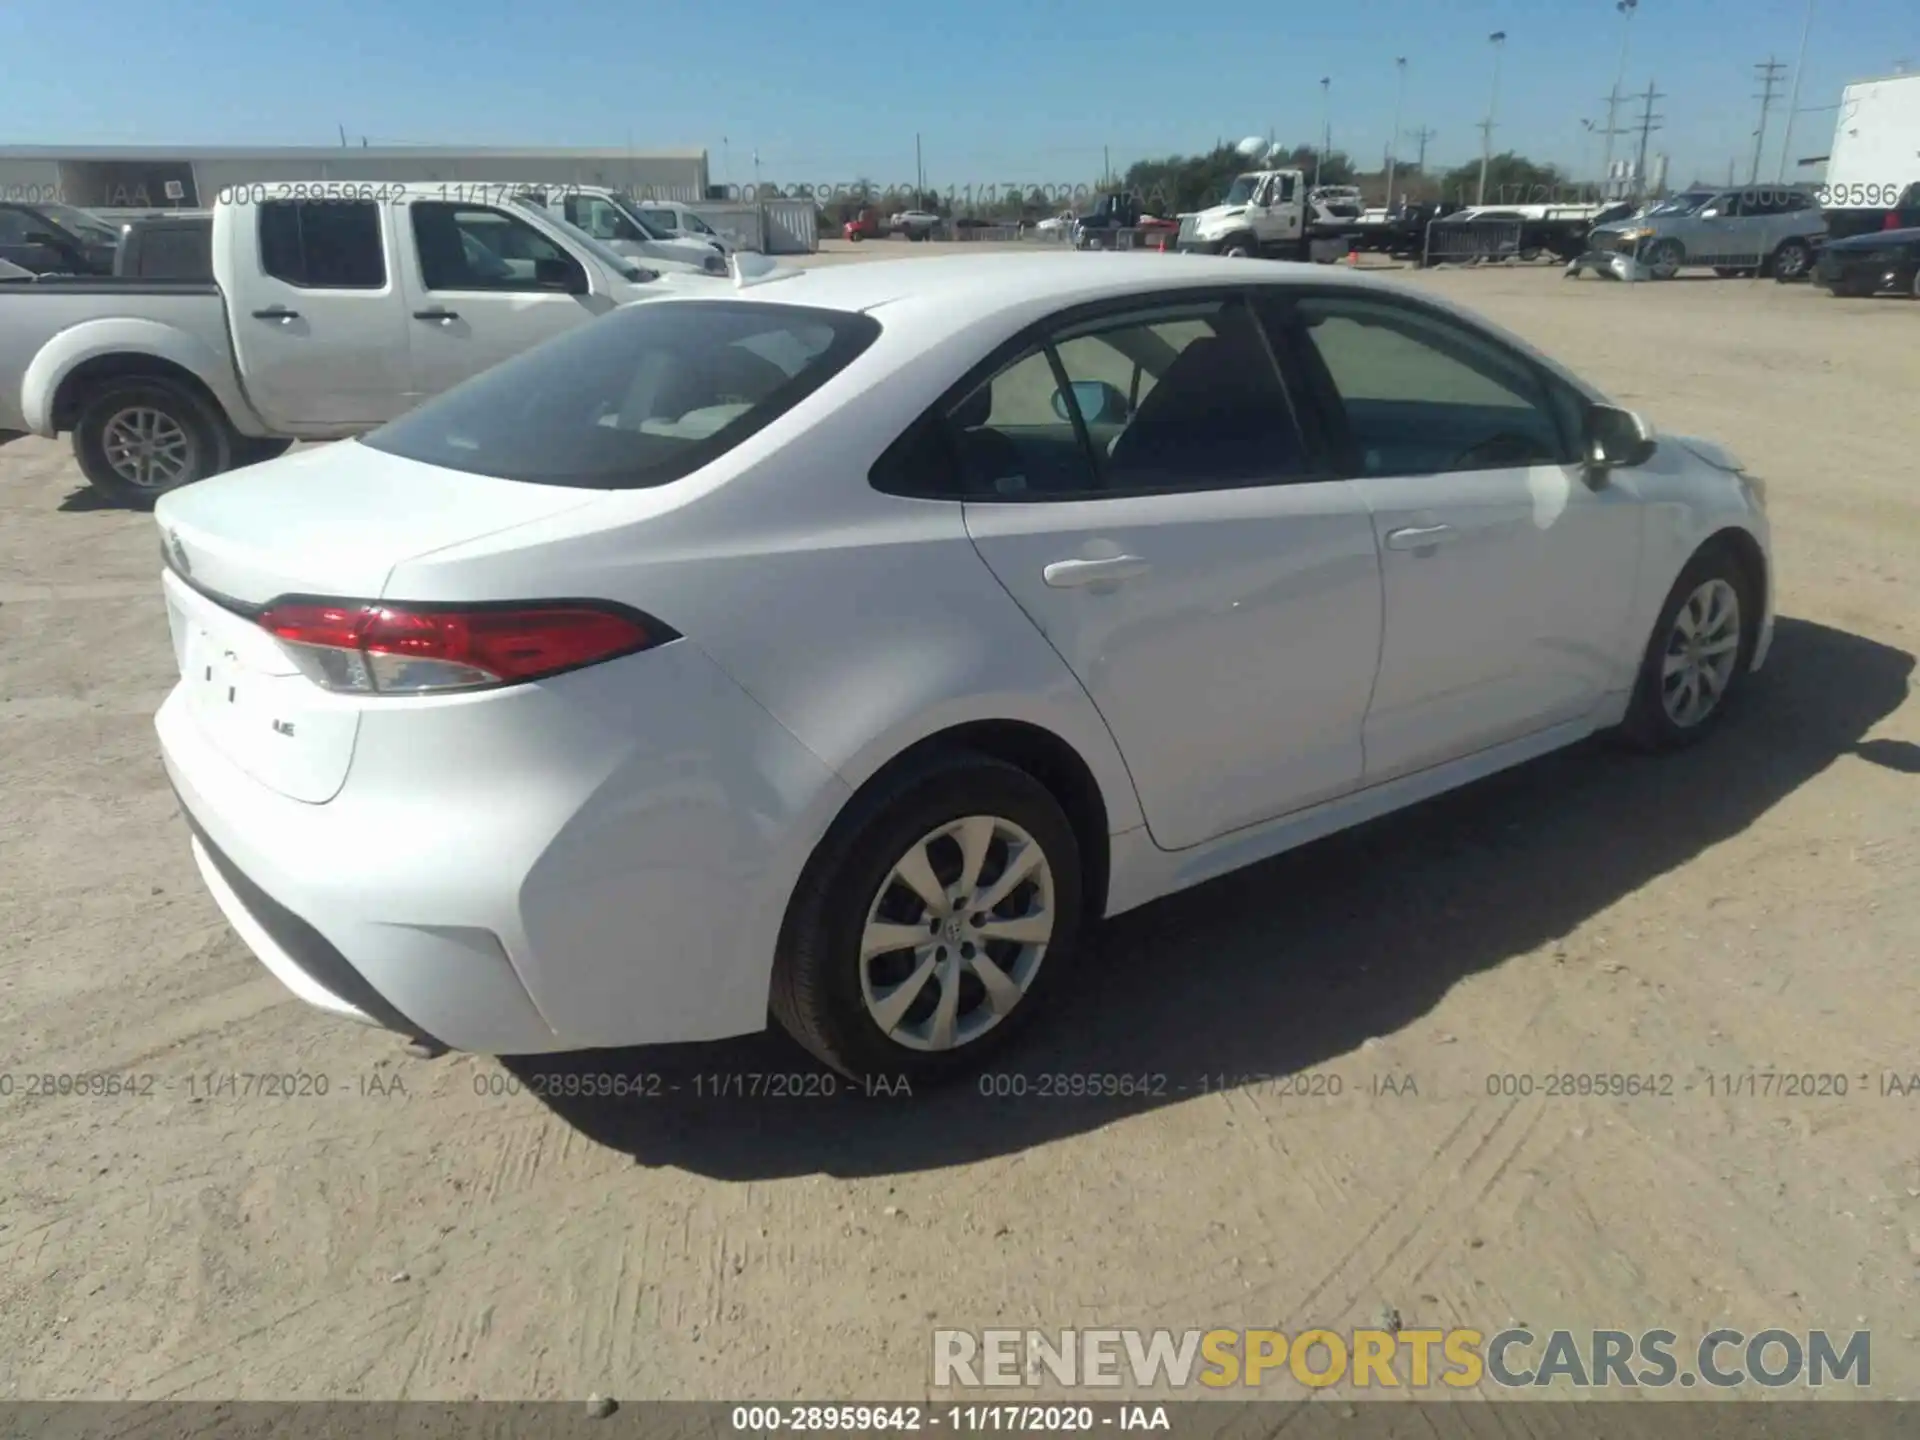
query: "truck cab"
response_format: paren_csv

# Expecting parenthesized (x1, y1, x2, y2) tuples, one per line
(1173, 169, 1309, 259)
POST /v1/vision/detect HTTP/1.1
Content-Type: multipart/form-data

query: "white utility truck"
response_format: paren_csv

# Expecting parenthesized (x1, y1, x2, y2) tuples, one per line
(1173, 168, 1312, 258)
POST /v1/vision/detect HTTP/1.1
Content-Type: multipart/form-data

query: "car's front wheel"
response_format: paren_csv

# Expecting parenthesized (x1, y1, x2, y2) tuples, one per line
(1642, 239, 1684, 279)
(1619, 545, 1755, 751)
(1770, 238, 1813, 281)
(770, 753, 1084, 1086)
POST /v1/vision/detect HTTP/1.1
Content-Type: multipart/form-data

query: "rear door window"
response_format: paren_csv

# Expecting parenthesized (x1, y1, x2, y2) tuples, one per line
(359, 300, 880, 488)
(258, 200, 385, 288)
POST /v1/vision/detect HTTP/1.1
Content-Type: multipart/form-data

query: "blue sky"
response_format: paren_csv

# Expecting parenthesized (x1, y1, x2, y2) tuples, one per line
(5, 0, 1912, 188)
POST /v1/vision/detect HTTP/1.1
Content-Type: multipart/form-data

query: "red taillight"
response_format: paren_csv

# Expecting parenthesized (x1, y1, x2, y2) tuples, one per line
(1884, 211, 1901, 231)
(256, 600, 671, 695)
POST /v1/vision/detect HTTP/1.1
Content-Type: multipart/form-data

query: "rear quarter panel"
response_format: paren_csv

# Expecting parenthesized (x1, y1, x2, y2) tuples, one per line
(376, 307, 1150, 846)
(11, 298, 262, 436)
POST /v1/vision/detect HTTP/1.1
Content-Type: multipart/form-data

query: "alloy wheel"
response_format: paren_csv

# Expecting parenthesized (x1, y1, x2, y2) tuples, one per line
(1660, 578, 1742, 728)
(858, 815, 1055, 1052)
(101, 407, 194, 489)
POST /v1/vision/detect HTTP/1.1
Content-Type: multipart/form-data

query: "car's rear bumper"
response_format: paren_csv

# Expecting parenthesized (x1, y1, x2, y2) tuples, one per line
(157, 639, 852, 1055)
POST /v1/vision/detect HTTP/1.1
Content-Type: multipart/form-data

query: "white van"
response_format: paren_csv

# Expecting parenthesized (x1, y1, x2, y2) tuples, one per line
(634, 200, 735, 254)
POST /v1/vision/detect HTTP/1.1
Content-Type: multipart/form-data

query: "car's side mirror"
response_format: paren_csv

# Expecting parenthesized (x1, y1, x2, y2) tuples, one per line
(536, 257, 588, 294)
(1585, 403, 1657, 482)
(1699, 208, 1720, 219)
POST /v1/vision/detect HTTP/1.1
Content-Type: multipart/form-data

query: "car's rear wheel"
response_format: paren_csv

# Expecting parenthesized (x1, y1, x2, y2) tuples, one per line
(1619, 546, 1755, 752)
(1770, 238, 1813, 281)
(72, 377, 233, 508)
(770, 753, 1084, 1086)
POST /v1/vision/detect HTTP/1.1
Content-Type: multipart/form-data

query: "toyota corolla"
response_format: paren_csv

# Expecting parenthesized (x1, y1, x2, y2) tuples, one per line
(154, 252, 1773, 1085)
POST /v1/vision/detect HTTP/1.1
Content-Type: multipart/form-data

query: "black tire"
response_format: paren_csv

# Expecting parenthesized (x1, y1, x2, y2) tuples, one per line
(1643, 239, 1684, 279)
(769, 751, 1086, 1086)
(1219, 234, 1256, 259)
(233, 436, 294, 468)
(1618, 543, 1757, 753)
(72, 376, 233, 508)
(1770, 238, 1813, 282)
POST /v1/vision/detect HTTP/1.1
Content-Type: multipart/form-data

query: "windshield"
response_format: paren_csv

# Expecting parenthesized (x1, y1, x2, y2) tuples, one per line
(1223, 175, 1261, 205)
(511, 201, 658, 283)
(37, 202, 117, 243)
(360, 300, 881, 488)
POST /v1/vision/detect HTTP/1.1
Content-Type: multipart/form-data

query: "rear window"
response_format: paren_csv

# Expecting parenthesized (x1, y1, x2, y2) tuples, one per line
(359, 299, 880, 488)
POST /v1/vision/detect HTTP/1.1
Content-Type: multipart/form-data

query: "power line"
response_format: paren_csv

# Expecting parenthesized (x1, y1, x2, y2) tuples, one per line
(1749, 56, 1788, 185)
(1406, 125, 1438, 171)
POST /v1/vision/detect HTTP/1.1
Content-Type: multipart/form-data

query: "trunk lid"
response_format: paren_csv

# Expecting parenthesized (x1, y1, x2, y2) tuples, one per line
(155, 441, 606, 803)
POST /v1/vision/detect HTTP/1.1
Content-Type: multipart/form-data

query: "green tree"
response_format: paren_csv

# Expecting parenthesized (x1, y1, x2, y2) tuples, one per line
(1438, 153, 1569, 205)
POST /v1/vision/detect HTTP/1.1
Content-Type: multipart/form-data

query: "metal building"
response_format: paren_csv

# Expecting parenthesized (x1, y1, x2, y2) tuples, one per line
(0, 145, 710, 210)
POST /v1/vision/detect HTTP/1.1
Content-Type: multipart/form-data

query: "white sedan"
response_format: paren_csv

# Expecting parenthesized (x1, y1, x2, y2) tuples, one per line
(154, 253, 1773, 1085)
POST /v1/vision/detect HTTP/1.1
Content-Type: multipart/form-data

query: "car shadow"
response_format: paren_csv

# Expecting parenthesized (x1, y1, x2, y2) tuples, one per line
(509, 617, 1912, 1179)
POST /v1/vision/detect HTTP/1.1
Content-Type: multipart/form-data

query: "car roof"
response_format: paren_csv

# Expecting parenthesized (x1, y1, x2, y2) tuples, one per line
(711, 251, 1395, 319)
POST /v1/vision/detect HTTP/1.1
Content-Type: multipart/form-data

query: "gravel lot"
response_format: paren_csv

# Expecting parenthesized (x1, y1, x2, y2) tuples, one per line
(2, 252, 1917, 1402)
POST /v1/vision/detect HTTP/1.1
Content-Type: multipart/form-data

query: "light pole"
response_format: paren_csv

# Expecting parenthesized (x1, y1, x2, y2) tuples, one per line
(1316, 77, 1330, 189)
(1602, 1, 1638, 195)
(1385, 57, 1408, 210)
(1476, 32, 1506, 206)
(1777, 0, 1815, 181)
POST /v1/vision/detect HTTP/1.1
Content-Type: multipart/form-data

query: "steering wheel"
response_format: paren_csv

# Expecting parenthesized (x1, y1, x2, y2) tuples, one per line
(1451, 432, 1545, 469)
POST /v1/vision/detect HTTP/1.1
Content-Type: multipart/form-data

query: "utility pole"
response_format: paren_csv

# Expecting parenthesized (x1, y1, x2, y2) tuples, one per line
(1385, 57, 1408, 209)
(1316, 77, 1331, 189)
(1476, 31, 1507, 206)
(1603, 1, 1639, 196)
(1777, 0, 1815, 181)
(1102, 144, 1110, 188)
(915, 133, 924, 203)
(1750, 57, 1787, 185)
(1407, 125, 1437, 173)
(1632, 81, 1665, 200)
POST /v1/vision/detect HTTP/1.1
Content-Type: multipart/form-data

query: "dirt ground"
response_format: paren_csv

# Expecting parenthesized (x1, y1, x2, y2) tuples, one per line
(2, 252, 1917, 1404)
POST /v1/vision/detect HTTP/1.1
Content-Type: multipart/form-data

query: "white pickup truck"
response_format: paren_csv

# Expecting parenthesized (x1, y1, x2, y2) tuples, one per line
(0, 182, 716, 503)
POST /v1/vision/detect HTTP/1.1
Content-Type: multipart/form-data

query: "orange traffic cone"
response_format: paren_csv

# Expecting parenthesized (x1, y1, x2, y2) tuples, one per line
(1346, 248, 1359, 267)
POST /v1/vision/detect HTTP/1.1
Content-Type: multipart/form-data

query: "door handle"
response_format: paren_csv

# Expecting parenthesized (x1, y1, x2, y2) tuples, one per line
(412, 308, 460, 321)
(250, 306, 300, 320)
(1384, 524, 1455, 551)
(1042, 555, 1150, 588)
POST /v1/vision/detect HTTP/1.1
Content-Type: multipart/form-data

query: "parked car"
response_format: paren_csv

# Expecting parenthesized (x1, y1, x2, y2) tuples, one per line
(633, 200, 736, 254)
(0, 184, 714, 503)
(1034, 211, 1076, 235)
(1586, 184, 1826, 279)
(1806, 180, 1920, 268)
(1813, 224, 1920, 297)
(0, 200, 120, 276)
(892, 209, 943, 240)
(519, 186, 728, 273)
(153, 252, 1773, 1087)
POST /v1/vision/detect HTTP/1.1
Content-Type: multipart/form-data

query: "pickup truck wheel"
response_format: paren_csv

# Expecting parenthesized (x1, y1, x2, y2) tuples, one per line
(73, 379, 232, 508)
